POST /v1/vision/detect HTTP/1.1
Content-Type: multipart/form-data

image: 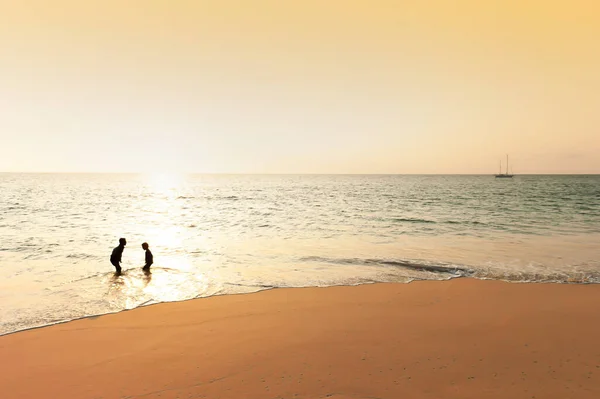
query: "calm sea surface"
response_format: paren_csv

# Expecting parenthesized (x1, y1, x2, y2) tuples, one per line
(1, 174, 599, 335)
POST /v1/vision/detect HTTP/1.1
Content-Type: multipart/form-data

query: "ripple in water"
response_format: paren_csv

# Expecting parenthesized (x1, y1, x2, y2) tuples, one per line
(0, 174, 599, 335)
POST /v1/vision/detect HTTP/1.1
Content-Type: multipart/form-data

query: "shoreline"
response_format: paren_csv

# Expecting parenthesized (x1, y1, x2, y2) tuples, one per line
(1, 279, 599, 398)
(2, 276, 597, 338)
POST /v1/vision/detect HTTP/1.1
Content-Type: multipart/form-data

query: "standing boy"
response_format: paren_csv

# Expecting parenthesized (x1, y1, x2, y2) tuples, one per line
(110, 238, 127, 274)
(142, 242, 153, 271)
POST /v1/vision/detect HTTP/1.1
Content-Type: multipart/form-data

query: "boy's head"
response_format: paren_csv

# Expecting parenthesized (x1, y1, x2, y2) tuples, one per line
(119, 238, 127, 246)
(142, 242, 149, 250)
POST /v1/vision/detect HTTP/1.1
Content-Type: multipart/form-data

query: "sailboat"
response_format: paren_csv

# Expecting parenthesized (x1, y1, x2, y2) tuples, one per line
(495, 154, 514, 178)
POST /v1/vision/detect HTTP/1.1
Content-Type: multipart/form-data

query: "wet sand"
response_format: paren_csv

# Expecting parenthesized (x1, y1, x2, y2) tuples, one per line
(0, 279, 598, 399)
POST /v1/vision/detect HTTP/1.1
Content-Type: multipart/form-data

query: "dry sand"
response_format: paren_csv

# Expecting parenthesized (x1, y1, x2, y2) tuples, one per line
(1, 279, 598, 398)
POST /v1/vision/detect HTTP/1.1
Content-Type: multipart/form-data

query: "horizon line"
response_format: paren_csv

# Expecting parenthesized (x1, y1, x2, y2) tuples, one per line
(1, 172, 599, 176)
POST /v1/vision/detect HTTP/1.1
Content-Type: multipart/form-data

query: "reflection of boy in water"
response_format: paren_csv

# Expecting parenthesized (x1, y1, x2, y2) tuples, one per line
(142, 242, 153, 271)
(110, 238, 126, 274)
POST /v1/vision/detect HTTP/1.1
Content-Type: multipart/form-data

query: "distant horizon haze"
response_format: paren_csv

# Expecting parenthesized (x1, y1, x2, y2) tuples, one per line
(1, 171, 599, 176)
(1, 1, 599, 174)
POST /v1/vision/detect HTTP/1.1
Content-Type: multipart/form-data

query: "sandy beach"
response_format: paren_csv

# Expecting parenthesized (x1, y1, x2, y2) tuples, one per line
(1, 279, 598, 398)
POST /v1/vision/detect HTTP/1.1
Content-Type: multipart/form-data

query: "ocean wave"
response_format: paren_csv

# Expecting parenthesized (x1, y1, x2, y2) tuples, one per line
(300, 256, 473, 276)
(391, 217, 437, 224)
(472, 270, 600, 284)
(445, 220, 486, 225)
(66, 253, 95, 259)
(299, 256, 600, 284)
(3, 262, 598, 337)
(390, 218, 486, 226)
(224, 282, 276, 289)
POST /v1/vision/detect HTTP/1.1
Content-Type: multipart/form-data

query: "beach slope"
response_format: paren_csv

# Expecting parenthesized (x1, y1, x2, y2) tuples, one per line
(1, 279, 598, 398)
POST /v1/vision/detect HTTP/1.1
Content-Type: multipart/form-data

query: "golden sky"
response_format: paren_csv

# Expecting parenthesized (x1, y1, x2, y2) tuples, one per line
(1, 0, 599, 173)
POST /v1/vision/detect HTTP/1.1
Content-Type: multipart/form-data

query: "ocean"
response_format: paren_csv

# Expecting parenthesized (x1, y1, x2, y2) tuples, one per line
(1, 173, 599, 335)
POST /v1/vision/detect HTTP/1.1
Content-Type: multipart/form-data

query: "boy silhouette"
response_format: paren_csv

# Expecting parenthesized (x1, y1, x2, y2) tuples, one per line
(142, 242, 153, 271)
(110, 238, 126, 274)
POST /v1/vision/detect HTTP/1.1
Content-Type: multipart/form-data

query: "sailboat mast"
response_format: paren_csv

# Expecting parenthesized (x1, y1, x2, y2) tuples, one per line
(506, 154, 509, 175)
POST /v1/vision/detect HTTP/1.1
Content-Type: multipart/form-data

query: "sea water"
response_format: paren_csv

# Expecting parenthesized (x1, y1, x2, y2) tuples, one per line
(1, 174, 599, 335)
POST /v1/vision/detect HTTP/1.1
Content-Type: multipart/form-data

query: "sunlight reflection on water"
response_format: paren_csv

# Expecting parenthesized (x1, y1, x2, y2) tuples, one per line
(1, 174, 599, 334)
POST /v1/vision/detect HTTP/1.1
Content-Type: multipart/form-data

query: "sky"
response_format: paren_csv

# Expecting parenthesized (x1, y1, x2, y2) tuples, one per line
(1, 0, 599, 174)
